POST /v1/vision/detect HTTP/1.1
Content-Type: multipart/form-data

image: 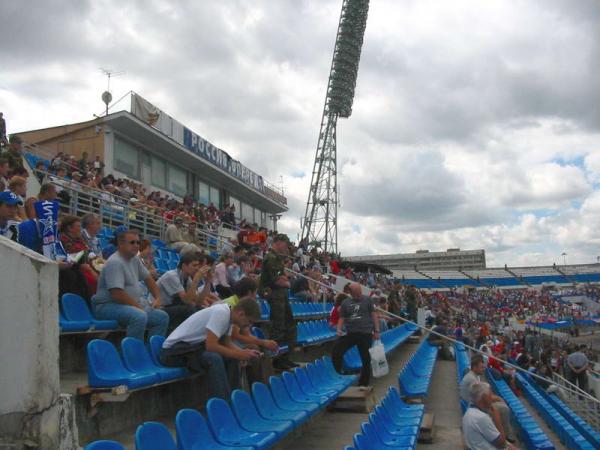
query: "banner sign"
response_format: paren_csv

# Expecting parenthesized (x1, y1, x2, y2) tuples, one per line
(34, 200, 65, 260)
(131, 93, 265, 192)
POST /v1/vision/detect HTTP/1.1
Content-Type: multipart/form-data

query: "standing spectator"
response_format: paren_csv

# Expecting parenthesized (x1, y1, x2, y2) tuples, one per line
(260, 233, 297, 370)
(5, 135, 24, 174)
(332, 283, 380, 387)
(0, 112, 6, 145)
(566, 345, 589, 392)
(92, 229, 169, 341)
(0, 158, 10, 191)
(78, 151, 89, 172)
(138, 239, 158, 280)
(93, 155, 105, 174)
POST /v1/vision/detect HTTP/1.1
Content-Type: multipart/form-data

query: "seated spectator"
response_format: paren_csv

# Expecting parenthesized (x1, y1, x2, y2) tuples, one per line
(181, 221, 202, 255)
(463, 382, 519, 450)
(24, 183, 58, 220)
(33, 161, 46, 184)
(80, 213, 102, 256)
(160, 298, 262, 400)
(92, 229, 169, 341)
(290, 270, 316, 302)
(213, 252, 234, 298)
(328, 292, 349, 328)
(0, 191, 21, 241)
(460, 354, 514, 443)
(6, 176, 27, 221)
(59, 215, 100, 294)
(157, 252, 212, 331)
(138, 239, 158, 280)
(165, 216, 201, 254)
(376, 297, 389, 332)
(0, 158, 9, 191)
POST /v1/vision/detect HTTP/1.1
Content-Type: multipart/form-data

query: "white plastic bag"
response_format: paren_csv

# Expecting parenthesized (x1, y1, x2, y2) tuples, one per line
(369, 340, 389, 378)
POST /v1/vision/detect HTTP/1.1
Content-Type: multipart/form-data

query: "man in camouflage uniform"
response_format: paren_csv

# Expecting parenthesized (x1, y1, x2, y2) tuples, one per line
(405, 285, 418, 322)
(260, 233, 298, 369)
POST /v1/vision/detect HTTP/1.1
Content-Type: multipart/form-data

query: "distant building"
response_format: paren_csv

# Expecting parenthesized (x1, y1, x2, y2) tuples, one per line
(345, 248, 486, 271)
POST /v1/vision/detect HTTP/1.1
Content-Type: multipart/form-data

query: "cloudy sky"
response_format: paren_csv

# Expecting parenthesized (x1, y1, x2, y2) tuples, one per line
(2, 0, 600, 267)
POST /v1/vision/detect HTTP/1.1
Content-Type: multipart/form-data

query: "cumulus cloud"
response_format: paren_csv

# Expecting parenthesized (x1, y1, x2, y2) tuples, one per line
(1, 0, 600, 266)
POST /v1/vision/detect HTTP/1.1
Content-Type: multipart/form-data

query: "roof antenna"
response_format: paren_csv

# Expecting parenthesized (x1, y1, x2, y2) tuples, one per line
(99, 68, 125, 116)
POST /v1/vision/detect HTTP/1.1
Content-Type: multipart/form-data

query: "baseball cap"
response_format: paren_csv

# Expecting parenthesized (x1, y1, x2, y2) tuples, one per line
(0, 191, 23, 206)
(174, 216, 184, 223)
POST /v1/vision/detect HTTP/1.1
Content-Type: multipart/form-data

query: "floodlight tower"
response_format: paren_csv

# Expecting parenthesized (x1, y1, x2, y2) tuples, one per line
(300, 0, 370, 254)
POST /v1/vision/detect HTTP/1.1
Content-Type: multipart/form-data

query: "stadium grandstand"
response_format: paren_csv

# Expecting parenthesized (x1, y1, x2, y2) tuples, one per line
(1, 124, 600, 449)
(345, 248, 487, 271)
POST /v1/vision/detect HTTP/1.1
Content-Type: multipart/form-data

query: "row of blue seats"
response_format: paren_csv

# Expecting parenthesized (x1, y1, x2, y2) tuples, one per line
(486, 369, 554, 450)
(88, 336, 188, 389)
(516, 373, 597, 450)
(398, 339, 438, 398)
(289, 301, 332, 318)
(525, 375, 600, 447)
(455, 343, 470, 414)
(343, 386, 425, 450)
(85, 356, 356, 450)
(296, 320, 336, 346)
(344, 323, 418, 371)
(60, 293, 119, 332)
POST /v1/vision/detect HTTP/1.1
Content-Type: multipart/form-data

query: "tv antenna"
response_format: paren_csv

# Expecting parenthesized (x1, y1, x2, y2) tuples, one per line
(99, 68, 125, 116)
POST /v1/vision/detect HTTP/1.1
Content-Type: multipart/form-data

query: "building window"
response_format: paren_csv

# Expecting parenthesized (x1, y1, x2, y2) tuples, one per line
(241, 202, 254, 223)
(151, 156, 166, 188)
(168, 165, 187, 197)
(114, 138, 139, 179)
(198, 181, 210, 205)
(209, 186, 220, 208)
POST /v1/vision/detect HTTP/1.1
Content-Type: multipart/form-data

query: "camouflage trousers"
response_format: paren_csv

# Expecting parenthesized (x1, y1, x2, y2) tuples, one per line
(267, 288, 297, 346)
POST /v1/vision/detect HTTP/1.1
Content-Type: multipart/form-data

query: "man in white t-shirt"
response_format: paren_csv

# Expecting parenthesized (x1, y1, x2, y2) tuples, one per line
(160, 298, 262, 399)
(463, 382, 519, 450)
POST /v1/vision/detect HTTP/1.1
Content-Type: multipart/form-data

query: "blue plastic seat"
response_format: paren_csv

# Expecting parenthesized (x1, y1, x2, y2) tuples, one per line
(231, 390, 294, 438)
(152, 239, 166, 248)
(121, 337, 186, 382)
(206, 398, 278, 450)
(87, 339, 159, 389)
(175, 408, 254, 450)
(353, 429, 411, 450)
(361, 421, 416, 448)
(293, 367, 337, 400)
(84, 441, 125, 450)
(59, 311, 91, 332)
(268, 376, 321, 414)
(369, 412, 419, 438)
(62, 293, 118, 330)
(282, 371, 329, 405)
(167, 260, 178, 270)
(135, 422, 176, 450)
(252, 382, 310, 425)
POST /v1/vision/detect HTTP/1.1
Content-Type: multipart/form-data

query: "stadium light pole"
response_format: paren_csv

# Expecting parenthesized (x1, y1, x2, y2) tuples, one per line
(561, 252, 567, 266)
(300, 0, 370, 255)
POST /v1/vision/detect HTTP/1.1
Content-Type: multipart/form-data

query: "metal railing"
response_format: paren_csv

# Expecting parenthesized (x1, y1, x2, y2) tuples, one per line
(551, 370, 600, 431)
(40, 173, 232, 256)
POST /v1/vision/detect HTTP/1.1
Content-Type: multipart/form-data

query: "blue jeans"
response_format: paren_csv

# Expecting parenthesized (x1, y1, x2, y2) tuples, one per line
(160, 344, 240, 400)
(94, 301, 169, 341)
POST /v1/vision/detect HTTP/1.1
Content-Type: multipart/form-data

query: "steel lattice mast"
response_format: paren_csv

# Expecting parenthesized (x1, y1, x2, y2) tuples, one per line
(300, 0, 370, 254)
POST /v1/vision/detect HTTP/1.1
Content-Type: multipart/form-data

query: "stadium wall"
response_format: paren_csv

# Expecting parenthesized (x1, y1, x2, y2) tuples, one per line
(0, 238, 76, 449)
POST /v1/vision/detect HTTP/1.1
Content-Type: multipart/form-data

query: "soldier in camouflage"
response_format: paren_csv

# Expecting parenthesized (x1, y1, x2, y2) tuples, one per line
(259, 233, 298, 369)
